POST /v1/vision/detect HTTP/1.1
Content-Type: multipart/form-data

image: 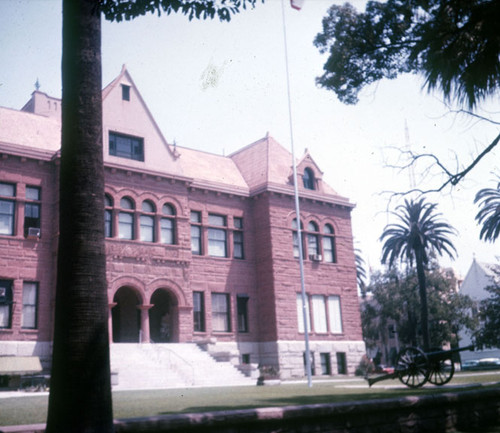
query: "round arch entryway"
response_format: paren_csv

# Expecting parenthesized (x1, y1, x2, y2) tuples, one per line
(149, 289, 179, 343)
(112, 286, 142, 343)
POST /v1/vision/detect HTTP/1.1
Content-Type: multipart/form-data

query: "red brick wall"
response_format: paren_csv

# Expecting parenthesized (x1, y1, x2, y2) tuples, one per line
(0, 155, 58, 342)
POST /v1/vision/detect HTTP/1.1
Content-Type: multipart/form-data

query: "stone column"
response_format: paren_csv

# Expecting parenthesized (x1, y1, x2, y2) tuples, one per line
(138, 304, 154, 343)
(108, 302, 117, 343)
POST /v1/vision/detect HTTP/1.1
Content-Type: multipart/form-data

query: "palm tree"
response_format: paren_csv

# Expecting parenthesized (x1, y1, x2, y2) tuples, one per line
(355, 248, 368, 298)
(46, 2, 262, 432)
(380, 198, 456, 350)
(474, 178, 500, 243)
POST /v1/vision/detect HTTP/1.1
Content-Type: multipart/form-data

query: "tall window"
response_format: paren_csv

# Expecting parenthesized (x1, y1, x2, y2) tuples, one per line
(292, 218, 304, 259)
(193, 291, 205, 332)
(104, 194, 113, 237)
(296, 293, 311, 333)
(190, 211, 202, 255)
(233, 217, 244, 259)
(303, 168, 315, 190)
(212, 293, 230, 332)
(140, 200, 155, 242)
(118, 197, 135, 240)
(311, 295, 327, 333)
(121, 84, 130, 101)
(22, 282, 38, 329)
(328, 295, 343, 333)
(109, 131, 144, 161)
(208, 214, 227, 257)
(161, 204, 176, 244)
(24, 186, 41, 237)
(237, 295, 249, 333)
(0, 280, 13, 328)
(320, 353, 332, 375)
(0, 182, 15, 236)
(307, 221, 320, 258)
(323, 224, 336, 263)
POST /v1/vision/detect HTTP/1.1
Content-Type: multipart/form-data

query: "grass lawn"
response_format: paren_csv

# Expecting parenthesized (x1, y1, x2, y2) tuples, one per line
(1, 372, 499, 427)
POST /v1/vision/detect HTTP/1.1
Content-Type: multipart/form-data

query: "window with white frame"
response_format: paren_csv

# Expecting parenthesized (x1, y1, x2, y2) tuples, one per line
(237, 295, 249, 333)
(193, 291, 205, 332)
(303, 167, 315, 190)
(109, 131, 144, 161)
(22, 282, 38, 329)
(307, 221, 320, 258)
(328, 295, 343, 333)
(208, 214, 227, 257)
(24, 186, 41, 237)
(0, 183, 15, 236)
(104, 194, 113, 237)
(311, 295, 328, 333)
(161, 203, 176, 244)
(322, 224, 336, 263)
(211, 293, 231, 332)
(190, 211, 202, 255)
(0, 280, 13, 328)
(292, 218, 304, 259)
(140, 200, 155, 242)
(296, 293, 311, 333)
(118, 197, 135, 240)
(233, 217, 244, 259)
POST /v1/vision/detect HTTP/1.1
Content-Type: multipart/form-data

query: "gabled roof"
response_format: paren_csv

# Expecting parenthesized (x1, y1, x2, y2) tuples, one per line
(460, 259, 499, 300)
(229, 135, 292, 193)
(229, 134, 349, 205)
(177, 146, 249, 195)
(0, 106, 60, 159)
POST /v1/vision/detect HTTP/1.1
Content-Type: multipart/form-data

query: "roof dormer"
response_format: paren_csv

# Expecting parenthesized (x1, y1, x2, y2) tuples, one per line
(295, 150, 324, 193)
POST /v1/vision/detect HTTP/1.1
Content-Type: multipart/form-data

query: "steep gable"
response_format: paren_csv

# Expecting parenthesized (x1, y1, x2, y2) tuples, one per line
(230, 134, 348, 204)
(102, 66, 183, 177)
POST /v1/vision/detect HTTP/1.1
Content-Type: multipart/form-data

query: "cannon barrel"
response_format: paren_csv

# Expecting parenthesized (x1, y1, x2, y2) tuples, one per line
(365, 371, 399, 387)
(426, 344, 474, 361)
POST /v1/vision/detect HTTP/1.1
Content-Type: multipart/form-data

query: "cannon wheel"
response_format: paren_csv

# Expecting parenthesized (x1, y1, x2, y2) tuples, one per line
(396, 347, 429, 388)
(427, 348, 455, 386)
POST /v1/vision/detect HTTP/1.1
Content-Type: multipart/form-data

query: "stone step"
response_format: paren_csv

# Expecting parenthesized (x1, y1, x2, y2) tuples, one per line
(110, 343, 254, 390)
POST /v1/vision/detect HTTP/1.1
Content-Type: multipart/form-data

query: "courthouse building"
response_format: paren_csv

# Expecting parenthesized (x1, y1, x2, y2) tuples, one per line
(0, 67, 364, 381)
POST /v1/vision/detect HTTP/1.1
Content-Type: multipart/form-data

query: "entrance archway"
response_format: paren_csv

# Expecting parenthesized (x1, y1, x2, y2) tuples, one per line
(149, 289, 178, 343)
(112, 286, 141, 343)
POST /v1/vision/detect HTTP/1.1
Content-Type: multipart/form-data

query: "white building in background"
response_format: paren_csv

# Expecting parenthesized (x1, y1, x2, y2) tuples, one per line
(459, 258, 500, 362)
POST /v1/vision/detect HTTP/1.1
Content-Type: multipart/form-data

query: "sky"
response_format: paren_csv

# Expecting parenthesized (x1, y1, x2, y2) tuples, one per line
(0, 0, 498, 280)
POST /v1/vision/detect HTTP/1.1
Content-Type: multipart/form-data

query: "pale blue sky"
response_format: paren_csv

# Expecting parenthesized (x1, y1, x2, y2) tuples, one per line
(1, 0, 498, 278)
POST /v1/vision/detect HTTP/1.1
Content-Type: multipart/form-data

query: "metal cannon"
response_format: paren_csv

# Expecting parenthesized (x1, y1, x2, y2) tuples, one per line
(366, 345, 475, 388)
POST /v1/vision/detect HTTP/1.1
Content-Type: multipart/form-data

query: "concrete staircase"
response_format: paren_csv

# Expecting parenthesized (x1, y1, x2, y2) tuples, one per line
(110, 343, 254, 390)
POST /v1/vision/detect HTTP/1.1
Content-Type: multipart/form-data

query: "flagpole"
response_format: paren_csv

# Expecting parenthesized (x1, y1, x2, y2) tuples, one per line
(281, 0, 312, 388)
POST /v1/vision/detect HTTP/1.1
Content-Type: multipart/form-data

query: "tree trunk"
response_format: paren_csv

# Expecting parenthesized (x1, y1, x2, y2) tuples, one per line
(415, 251, 430, 351)
(46, 1, 113, 432)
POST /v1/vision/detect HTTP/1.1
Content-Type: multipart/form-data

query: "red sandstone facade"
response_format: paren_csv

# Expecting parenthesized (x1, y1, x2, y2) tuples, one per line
(0, 67, 364, 378)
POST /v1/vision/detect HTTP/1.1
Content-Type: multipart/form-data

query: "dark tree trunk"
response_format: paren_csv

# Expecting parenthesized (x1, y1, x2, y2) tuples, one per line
(415, 251, 430, 351)
(46, 0, 113, 432)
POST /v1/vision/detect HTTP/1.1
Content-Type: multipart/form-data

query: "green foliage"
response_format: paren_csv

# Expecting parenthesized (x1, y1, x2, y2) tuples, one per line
(474, 266, 500, 348)
(474, 177, 500, 243)
(314, 0, 500, 108)
(380, 198, 456, 268)
(100, 0, 262, 22)
(355, 248, 368, 296)
(362, 265, 476, 350)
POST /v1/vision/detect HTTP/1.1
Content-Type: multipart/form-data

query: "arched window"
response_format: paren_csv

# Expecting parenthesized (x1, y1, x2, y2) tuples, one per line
(303, 168, 315, 190)
(292, 218, 304, 258)
(118, 196, 135, 240)
(322, 224, 336, 263)
(104, 194, 113, 238)
(307, 221, 320, 258)
(160, 203, 176, 244)
(140, 200, 156, 242)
